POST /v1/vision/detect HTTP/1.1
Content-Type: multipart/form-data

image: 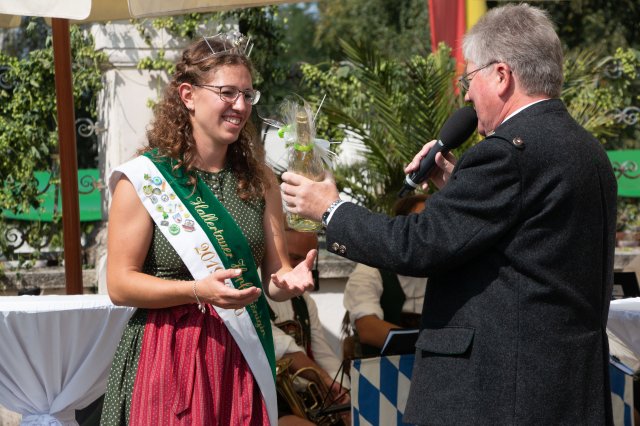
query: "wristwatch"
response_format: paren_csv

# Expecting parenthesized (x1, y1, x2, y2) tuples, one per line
(321, 199, 343, 228)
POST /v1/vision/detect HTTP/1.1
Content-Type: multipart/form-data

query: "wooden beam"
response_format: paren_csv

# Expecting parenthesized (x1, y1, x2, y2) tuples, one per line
(52, 18, 83, 295)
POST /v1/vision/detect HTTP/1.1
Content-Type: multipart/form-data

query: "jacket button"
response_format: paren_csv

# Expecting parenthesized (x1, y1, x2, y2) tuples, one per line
(338, 245, 346, 254)
(331, 242, 340, 252)
(512, 137, 524, 148)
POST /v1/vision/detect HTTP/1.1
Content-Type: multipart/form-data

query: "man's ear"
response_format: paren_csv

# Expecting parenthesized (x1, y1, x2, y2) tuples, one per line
(178, 82, 195, 111)
(495, 63, 513, 96)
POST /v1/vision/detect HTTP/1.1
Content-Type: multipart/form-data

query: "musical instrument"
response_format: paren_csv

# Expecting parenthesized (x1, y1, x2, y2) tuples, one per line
(275, 358, 349, 425)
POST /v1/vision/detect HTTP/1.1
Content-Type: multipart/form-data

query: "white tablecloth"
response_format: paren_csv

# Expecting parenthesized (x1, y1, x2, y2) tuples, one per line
(0, 295, 135, 425)
(608, 297, 640, 372)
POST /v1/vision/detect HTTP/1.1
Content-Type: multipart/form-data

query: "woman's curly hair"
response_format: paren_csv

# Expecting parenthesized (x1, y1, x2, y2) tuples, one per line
(140, 35, 269, 200)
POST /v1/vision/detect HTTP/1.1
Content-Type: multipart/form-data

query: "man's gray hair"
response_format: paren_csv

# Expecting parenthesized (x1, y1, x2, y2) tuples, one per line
(462, 3, 563, 98)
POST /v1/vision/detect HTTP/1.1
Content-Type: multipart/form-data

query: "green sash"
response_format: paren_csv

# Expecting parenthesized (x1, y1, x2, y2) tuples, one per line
(143, 151, 276, 379)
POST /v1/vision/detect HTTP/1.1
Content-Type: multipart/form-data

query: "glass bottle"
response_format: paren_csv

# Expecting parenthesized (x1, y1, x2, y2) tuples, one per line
(287, 109, 325, 231)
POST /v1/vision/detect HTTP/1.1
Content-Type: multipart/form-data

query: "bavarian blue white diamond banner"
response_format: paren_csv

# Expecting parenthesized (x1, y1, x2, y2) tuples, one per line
(610, 359, 635, 426)
(351, 354, 414, 426)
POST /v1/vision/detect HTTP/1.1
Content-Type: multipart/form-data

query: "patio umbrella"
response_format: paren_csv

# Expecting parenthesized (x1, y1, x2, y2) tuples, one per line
(0, 0, 311, 294)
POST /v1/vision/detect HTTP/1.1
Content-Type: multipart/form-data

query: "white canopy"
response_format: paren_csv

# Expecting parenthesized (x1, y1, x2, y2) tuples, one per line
(0, 0, 312, 24)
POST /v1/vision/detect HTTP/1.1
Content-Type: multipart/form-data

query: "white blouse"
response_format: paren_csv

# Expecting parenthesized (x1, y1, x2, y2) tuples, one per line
(343, 263, 426, 326)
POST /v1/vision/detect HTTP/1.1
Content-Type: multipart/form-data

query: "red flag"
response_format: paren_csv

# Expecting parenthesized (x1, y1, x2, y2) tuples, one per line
(429, 0, 466, 75)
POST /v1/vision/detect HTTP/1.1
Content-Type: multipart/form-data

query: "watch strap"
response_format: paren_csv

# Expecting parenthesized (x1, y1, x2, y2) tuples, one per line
(322, 199, 345, 228)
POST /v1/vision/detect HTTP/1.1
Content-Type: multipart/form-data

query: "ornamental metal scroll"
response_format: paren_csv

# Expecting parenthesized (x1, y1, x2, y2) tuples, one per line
(611, 160, 640, 180)
(1, 169, 102, 258)
(601, 57, 639, 80)
(603, 58, 624, 79)
(79, 172, 104, 194)
(2, 222, 55, 252)
(75, 117, 106, 138)
(612, 107, 640, 126)
(0, 65, 12, 90)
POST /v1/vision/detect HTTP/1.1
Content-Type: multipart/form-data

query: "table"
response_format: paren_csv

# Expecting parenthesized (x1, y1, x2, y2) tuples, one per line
(608, 297, 640, 371)
(607, 298, 640, 426)
(615, 248, 640, 272)
(614, 249, 640, 298)
(0, 295, 135, 425)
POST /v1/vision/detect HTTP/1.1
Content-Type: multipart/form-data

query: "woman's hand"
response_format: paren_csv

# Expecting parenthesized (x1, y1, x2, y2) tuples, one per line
(197, 268, 262, 310)
(270, 249, 317, 297)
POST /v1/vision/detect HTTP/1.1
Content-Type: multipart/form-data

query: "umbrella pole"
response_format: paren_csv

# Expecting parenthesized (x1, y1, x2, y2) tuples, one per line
(52, 18, 83, 295)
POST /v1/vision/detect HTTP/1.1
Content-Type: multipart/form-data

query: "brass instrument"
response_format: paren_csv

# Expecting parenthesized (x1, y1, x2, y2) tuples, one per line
(276, 358, 349, 425)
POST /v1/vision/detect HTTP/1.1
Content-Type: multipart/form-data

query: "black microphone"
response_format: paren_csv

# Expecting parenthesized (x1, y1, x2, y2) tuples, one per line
(398, 106, 478, 198)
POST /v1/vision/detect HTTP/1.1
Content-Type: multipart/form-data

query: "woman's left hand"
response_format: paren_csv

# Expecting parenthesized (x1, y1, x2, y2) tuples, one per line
(271, 249, 317, 296)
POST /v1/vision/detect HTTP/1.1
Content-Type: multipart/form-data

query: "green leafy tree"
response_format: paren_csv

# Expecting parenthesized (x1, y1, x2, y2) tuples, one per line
(0, 21, 105, 261)
(527, 0, 639, 52)
(315, 0, 430, 61)
(0, 17, 49, 58)
(134, 7, 290, 104)
(277, 3, 331, 66)
(562, 47, 640, 147)
(300, 41, 458, 213)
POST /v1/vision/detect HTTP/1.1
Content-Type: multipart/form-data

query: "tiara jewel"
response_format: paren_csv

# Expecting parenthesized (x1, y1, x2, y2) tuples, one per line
(201, 30, 253, 59)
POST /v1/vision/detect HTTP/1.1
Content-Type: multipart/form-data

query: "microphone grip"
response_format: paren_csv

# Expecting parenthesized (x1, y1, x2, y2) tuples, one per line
(398, 140, 444, 198)
(411, 142, 441, 182)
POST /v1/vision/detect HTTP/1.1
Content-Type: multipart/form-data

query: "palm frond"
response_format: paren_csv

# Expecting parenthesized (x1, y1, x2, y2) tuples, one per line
(315, 40, 459, 212)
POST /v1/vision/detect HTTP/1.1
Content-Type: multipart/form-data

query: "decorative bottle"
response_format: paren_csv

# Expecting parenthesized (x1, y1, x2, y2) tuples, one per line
(286, 108, 325, 231)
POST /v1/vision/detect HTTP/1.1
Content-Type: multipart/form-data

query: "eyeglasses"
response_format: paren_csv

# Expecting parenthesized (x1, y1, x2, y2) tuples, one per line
(193, 84, 261, 105)
(457, 61, 498, 92)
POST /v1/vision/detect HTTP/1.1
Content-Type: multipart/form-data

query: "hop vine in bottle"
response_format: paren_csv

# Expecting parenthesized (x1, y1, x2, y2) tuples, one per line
(287, 109, 325, 231)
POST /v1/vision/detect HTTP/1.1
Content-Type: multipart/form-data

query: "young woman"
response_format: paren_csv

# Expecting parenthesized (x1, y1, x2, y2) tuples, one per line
(101, 32, 316, 426)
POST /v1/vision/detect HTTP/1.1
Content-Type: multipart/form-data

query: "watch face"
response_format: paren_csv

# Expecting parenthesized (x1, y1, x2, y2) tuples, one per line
(321, 212, 330, 226)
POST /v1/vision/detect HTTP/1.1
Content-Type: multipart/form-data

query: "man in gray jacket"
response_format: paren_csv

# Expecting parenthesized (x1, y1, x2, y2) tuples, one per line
(281, 3, 617, 425)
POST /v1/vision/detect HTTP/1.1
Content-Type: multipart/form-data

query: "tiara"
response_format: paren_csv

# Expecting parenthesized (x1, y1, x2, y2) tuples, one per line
(199, 31, 254, 61)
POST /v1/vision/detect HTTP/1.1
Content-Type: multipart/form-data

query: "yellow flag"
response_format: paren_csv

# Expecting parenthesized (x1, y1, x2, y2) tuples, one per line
(466, 0, 487, 30)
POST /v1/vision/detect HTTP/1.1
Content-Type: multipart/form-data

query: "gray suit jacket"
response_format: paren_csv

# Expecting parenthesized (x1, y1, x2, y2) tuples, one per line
(326, 99, 617, 425)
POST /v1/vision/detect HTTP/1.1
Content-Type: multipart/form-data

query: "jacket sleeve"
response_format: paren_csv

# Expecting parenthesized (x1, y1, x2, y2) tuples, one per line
(326, 140, 522, 277)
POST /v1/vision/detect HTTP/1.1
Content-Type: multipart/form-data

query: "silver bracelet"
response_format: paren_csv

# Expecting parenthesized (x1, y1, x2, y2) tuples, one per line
(193, 280, 206, 314)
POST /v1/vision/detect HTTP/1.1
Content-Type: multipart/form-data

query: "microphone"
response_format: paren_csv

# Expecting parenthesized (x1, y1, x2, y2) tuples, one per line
(398, 106, 478, 198)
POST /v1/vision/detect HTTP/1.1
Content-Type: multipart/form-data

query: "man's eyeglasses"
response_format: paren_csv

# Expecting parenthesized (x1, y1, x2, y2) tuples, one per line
(457, 61, 498, 92)
(193, 84, 261, 105)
